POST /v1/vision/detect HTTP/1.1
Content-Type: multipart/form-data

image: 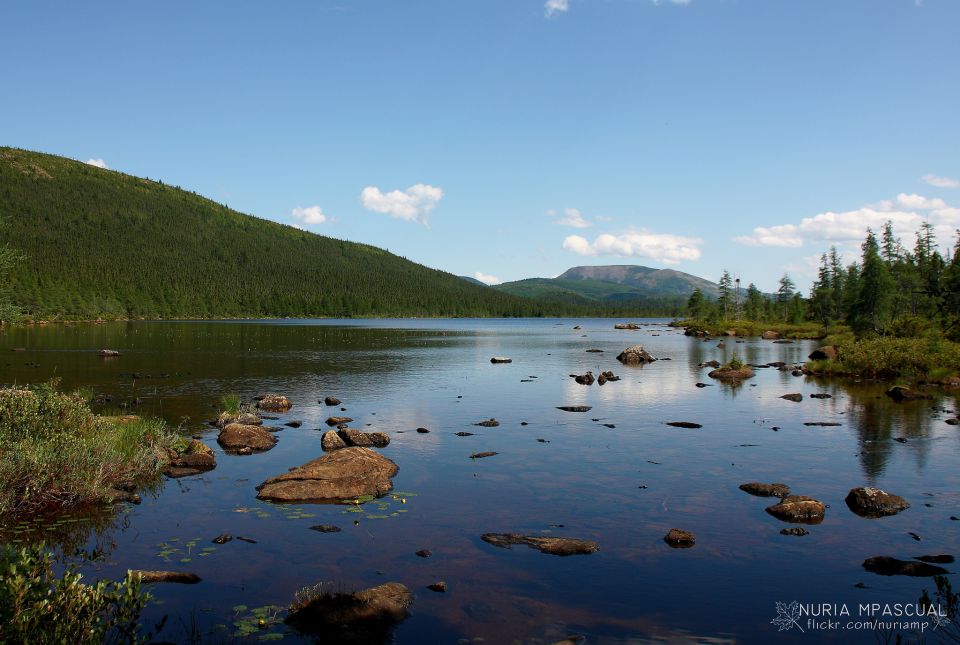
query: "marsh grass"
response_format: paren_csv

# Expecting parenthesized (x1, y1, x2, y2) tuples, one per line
(0, 381, 181, 518)
(220, 393, 241, 416)
(807, 336, 960, 382)
(674, 318, 837, 339)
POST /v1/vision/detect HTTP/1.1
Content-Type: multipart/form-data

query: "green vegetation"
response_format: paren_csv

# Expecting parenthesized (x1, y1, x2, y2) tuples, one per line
(807, 336, 960, 383)
(0, 217, 22, 323)
(726, 354, 744, 371)
(0, 147, 592, 319)
(0, 544, 149, 644)
(0, 382, 181, 518)
(220, 393, 241, 416)
(675, 318, 834, 339)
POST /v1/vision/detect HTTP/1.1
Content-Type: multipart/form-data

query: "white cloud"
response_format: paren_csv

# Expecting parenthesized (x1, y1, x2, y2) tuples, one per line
(86, 158, 108, 169)
(562, 230, 703, 264)
(474, 271, 502, 286)
(547, 207, 591, 228)
(360, 184, 443, 226)
(545, 0, 569, 16)
(291, 205, 329, 225)
(734, 193, 960, 251)
(922, 173, 960, 189)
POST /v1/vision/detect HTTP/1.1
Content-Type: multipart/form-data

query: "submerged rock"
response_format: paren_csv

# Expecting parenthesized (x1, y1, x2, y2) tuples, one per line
(708, 366, 755, 381)
(557, 406, 591, 412)
(780, 527, 809, 536)
(470, 451, 498, 459)
(218, 423, 277, 453)
(285, 582, 413, 642)
(781, 393, 803, 402)
(574, 372, 595, 385)
(326, 416, 354, 426)
(886, 386, 930, 402)
(256, 447, 398, 503)
(474, 418, 500, 427)
(915, 555, 954, 564)
(481, 533, 599, 556)
(255, 394, 292, 411)
(663, 528, 696, 548)
(862, 556, 949, 577)
(309, 525, 342, 533)
(616, 345, 656, 364)
(427, 581, 447, 593)
(765, 495, 826, 524)
(130, 570, 201, 584)
(739, 482, 790, 497)
(809, 393, 833, 399)
(490, 357, 513, 363)
(845, 487, 910, 518)
(98, 349, 121, 357)
(667, 421, 702, 429)
(698, 360, 721, 369)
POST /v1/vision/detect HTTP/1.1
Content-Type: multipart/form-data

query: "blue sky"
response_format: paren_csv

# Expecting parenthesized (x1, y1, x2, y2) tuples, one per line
(2, 0, 958, 292)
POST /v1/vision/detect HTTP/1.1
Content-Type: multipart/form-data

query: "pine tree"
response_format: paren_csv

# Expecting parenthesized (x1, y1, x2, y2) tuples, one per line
(717, 271, 733, 319)
(777, 274, 795, 321)
(687, 288, 707, 319)
(850, 228, 894, 333)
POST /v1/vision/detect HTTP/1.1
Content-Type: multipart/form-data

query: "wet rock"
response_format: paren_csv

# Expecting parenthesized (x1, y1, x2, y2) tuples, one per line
(740, 482, 791, 497)
(130, 570, 201, 584)
(761, 330, 780, 340)
(427, 581, 446, 593)
(597, 373, 607, 385)
(780, 527, 809, 536)
(915, 555, 954, 564)
(708, 366, 755, 381)
(810, 393, 833, 399)
(474, 418, 499, 427)
(237, 447, 253, 455)
(98, 349, 121, 357)
(212, 534, 232, 544)
(454, 432, 474, 437)
(338, 428, 390, 448)
(614, 323, 641, 330)
(285, 581, 413, 641)
(324, 396, 341, 406)
(946, 418, 960, 425)
(256, 394, 292, 411)
(106, 488, 141, 504)
(416, 427, 430, 433)
(765, 495, 826, 524)
(326, 416, 353, 426)
(415, 549, 432, 558)
(616, 345, 656, 364)
(663, 528, 696, 548)
(573, 325, 582, 330)
(791, 369, 804, 376)
(781, 393, 803, 402)
(557, 406, 591, 412)
(886, 385, 931, 402)
(809, 345, 839, 361)
(236, 412, 262, 426)
(490, 357, 513, 363)
(322, 430, 348, 451)
(585, 348, 603, 353)
(236, 536, 257, 544)
(218, 423, 277, 453)
(470, 451, 498, 459)
(481, 533, 599, 556)
(695, 382, 711, 388)
(845, 487, 910, 517)
(285, 420, 303, 428)
(574, 372, 594, 385)
(666, 421, 702, 429)
(862, 556, 949, 577)
(309, 525, 342, 533)
(698, 360, 721, 369)
(256, 447, 399, 502)
(804, 422, 842, 427)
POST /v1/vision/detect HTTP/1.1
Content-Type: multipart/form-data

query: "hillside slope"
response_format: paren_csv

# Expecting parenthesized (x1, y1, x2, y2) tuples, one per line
(0, 148, 570, 319)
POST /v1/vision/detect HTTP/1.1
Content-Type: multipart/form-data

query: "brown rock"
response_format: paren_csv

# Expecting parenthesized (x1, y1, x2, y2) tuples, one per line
(338, 428, 390, 448)
(130, 570, 201, 584)
(481, 533, 599, 556)
(808, 345, 838, 360)
(845, 487, 910, 518)
(557, 406, 591, 412)
(780, 527, 809, 536)
(324, 396, 341, 406)
(98, 349, 120, 357)
(862, 556, 948, 577)
(326, 416, 354, 426)
(490, 357, 513, 363)
(427, 581, 447, 593)
(761, 330, 781, 340)
(286, 582, 413, 639)
(614, 323, 641, 330)
(663, 528, 696, 548)
(474, 418, 500, 427)
(256, 447, 398, 502)
(766, 495, 826, 524)
(781, 393, 803, 402)
(708, 366, 755, 381)
(322, 430, 348, 451)
(218, 423, 277, 453)
(470, 451, 498, 459)
(256, 394, 292, 411)
(698, 360, 721, 369)
(616, 344, 656, 364)
(574, 372, 595, 385)
(739, 482, 791, 497)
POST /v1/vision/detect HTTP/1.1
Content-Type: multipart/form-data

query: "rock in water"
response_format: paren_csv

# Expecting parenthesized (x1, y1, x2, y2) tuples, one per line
(490, 357, 512, 363)
(845, 487, 910, 518)
(324, 396, 341, 406)
(780, 527, 809, 536)
(481, 533, 599, 556)
(739, 482, 790, 497)
(165, 439, 217, 476)
(616, 345, 656, 364)
(321, 430, 348, 451)
(574, 372, 594, 385)
(614, 323, 641, 330)
(663, 528, 696, 548)
(470, 451, 498, 459)
(765, 495, 826, 524)
(809, 345, 838, 360)
(285, 582, 413, 641)
(781, 393, 803, 402)
(256, 447, 398, 502)
(337, 428, 390, 448)
(862, 556, 948, 577)
(256, 394, 292, 411)
(761, 330, 780, 340)
(218, 423, 277, 453)
(474, 418, 500, 427)
(708, 366, 755, 381)
(557, 406, 591, 412)
(130, 570, 201, 584)
(326, 416, 353, 426)
(666, 421, 702, 429)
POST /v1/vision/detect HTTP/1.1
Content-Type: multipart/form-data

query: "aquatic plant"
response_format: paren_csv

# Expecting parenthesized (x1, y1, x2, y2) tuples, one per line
(0, 544, 150, 644)
(220, 392, 241, 416)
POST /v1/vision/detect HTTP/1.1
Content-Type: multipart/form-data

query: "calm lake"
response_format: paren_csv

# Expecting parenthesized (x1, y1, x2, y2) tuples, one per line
(2, 318, 959, 644)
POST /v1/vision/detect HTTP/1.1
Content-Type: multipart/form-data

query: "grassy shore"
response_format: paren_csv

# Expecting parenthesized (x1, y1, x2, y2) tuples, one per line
(0, 381, 182, 518)
(807, 336, 960, 384)
(671, 318, 839, 339)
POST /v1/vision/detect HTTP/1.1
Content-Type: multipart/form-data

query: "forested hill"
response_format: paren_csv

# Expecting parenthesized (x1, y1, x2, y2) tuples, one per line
(0, 147, 574, 319)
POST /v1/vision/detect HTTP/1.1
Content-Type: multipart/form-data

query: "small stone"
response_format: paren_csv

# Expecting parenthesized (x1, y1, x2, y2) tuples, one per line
(416, 427, 430, 434)
(470, 451, 498, 459)
(765, 495, 826, 524)
(212, 534, 232, 544)
(556, 406, 591, 412)
(781, 393, 803, 402)
(845, 487, 910, 518)
(666, 421, 702, 429)
(415, 549, 432, 558)
(324, 396, 341, 406)
(474, 418, 499, 427)
(663, 528, 695, 548)
(739, 482, 791, 497)
(309, 525, 342, 533)
(427, 581, 447, 592)
(780, 527, 809, 536)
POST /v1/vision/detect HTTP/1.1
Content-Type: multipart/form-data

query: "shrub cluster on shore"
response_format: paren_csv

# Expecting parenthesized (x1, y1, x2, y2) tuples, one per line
(0, 381, 181, 518)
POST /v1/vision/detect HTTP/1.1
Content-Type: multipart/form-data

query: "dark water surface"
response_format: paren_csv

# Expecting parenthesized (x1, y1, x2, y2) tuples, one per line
(2, 319, 959, 644)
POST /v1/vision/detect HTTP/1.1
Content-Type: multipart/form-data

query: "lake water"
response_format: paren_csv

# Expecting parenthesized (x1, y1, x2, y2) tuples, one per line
(2, 319, 959, 644)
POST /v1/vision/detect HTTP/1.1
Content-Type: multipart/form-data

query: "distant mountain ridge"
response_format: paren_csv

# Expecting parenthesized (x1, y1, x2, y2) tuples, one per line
(494, 264, 718, 304)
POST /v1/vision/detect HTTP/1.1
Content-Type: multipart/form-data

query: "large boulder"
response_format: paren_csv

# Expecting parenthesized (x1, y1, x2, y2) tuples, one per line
(337, 428, 390, 448)
(321, 430, 348, 451)
(165, 439, 216, 477)
(616, 345, 657, 364)
(614, 323, 641, 330)
(255, 394, 292, 411)
(808, 345, 838, 361)
(481, 533, 599, 556)
(765, 495, 826, 524)
(708, 366, 754, 381)
(218, 423, 277, 453)
(256, 447, 398, 502)
(761, 330, 780, 340)
(285, 582, 412, 642)
(845, 487, 910, 518)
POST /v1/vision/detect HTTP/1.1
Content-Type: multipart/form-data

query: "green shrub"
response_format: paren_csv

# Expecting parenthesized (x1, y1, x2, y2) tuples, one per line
(726, 354, 744, 371)
(0, 382, 180, 518)
(0, 544, 149, 644)
(220, 393, 241, 416)
(808, 336, 960, 382)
